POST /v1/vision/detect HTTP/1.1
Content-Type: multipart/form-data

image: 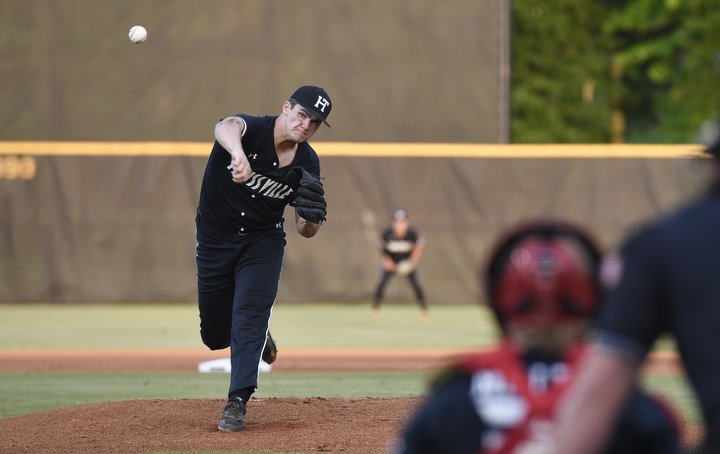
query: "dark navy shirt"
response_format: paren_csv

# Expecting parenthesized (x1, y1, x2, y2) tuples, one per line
(596, 192, 720, 428)
(197, 114, 320, 232)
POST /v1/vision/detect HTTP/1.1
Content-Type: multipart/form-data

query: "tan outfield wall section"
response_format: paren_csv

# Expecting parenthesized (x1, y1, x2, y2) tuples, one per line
(0, 142, 709, 303)
(0, 0, 507, 144)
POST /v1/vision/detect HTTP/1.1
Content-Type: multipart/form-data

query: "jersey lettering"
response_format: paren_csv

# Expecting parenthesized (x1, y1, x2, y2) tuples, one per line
(247, 173, 264, 189)
(527, 362, 569, 393)
(470, 371, 528, 428)
(267, 182, 285, 198)
(259, 179, 279, 194)
(245, 171, 294, 200)
(276, 187, 294, 199)
(385, 239, 415, 254)
(466, 357, 574, 453)
(515, 419, 556, 454)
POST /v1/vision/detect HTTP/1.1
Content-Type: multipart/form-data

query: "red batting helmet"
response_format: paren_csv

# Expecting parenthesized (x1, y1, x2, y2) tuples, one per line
(483, 220, 602, 332)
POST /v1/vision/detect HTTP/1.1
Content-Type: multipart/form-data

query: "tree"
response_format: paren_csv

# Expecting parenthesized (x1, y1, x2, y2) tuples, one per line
(511, 0, 720, 143)
(610, 0, 720, 141)
(511, 0, 613, 143)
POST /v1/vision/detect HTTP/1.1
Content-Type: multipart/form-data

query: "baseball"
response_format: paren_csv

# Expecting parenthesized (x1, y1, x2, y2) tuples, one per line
(128, 25, 147, 44)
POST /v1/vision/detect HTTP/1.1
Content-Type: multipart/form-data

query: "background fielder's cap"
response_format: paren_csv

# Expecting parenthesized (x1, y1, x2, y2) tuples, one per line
(393, 209, 408, 221)
(290, 86, 332, 127)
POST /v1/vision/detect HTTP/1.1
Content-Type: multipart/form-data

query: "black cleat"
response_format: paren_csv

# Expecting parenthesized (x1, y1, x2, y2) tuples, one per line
(218, 396, 246, 432)
(262, 331, 278, 365)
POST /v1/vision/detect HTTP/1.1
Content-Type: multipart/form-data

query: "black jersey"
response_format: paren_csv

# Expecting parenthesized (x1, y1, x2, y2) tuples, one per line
(380, 227, 425, 263)
(197, 114, 320, 232)
(595, 191, 720, 429)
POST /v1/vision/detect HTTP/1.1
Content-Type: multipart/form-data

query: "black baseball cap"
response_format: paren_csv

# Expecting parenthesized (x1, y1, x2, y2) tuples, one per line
(290, 86, 332, 127)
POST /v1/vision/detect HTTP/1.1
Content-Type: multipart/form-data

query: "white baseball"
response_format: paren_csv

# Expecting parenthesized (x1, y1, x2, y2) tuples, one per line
(128, 25, 148, 44)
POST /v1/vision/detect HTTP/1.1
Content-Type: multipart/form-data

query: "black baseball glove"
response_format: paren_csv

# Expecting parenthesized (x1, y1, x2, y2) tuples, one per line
(290, 166, 327, 224)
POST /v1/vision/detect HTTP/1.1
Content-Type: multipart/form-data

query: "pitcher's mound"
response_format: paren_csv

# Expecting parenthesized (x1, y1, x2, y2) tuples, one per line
(0, 397, 421, 454)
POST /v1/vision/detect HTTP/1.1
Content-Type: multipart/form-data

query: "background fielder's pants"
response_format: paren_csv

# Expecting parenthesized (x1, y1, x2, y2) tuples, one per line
(372, 268, 427, 310)
(196, 214, 286, 396)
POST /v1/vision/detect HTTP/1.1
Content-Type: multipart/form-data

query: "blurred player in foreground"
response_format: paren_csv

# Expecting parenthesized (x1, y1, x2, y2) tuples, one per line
(372, 209, 428, 318)
(557, 120, 720, 454)
(393, 220, 680, 454)
(195, 86, 331, 432)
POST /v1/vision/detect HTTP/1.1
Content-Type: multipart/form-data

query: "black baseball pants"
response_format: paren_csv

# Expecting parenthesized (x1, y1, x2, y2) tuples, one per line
(372, 268, 427, 310)
(195, 213, 286, 397)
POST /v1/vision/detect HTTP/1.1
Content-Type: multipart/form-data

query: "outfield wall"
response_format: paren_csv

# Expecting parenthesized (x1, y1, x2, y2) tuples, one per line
(0, 142, 709, 303)
(0, 0, 507, 143)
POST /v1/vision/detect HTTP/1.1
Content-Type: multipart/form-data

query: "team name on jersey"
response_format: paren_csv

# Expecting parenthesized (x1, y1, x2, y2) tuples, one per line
(470, 364, 572, 452)
(245, 172, 294, 200)
(385, 239, 414, 254)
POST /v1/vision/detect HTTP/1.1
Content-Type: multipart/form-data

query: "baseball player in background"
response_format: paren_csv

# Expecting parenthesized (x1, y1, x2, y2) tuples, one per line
(556, 119, 720, 454)
(195, 86, 331, 432)
(372, 209, 428, 318)
(393, 220, 681, 454)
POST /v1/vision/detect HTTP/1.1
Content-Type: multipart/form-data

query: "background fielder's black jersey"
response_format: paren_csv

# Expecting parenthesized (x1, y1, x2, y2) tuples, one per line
(380, 227, 425, 263)
(197, 114, 320, 232)
(595, 192, 720, 430)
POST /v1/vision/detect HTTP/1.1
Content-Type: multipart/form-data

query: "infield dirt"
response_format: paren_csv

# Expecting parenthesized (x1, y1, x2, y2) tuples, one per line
(0, 348, 701, 453)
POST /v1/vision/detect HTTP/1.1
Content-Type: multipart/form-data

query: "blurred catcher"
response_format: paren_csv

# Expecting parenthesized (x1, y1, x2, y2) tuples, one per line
(372, 209, 428, 317)
(393, 220, 681, 454)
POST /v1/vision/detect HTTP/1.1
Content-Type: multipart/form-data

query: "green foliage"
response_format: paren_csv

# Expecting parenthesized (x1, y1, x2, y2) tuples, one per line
(511, 0, 613, 142)
(605, 0, 720, 141)
(511, 0, 720, 143)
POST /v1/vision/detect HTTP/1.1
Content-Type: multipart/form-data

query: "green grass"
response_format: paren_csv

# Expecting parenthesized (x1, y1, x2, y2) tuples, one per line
(0, 302, 487, 424)
(0, 302, 500, 349)
(1, 369, 699, 425)
(0, 370, 431, 418)
(0, 303, 207, 349)
(0, 302, 699, 436)
(272, 303, 499, 349)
